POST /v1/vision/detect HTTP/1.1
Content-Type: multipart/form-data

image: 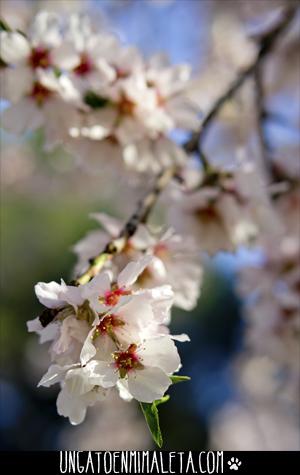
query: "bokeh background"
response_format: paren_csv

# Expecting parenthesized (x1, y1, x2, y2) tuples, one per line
(0, 0, 299, 450)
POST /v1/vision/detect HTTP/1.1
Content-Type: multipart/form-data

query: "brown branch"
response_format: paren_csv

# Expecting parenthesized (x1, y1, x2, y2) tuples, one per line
(253, 64, 274, 174)
(183, 5, 297, 156)
(75, 165, 176, 286)
(38, 5, 297, 326)
(39, 166, 176, 326)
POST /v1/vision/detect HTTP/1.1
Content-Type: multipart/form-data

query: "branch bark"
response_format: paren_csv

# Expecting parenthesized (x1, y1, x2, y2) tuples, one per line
(38, 5, 297, 326)
(183, 5, 297, 156)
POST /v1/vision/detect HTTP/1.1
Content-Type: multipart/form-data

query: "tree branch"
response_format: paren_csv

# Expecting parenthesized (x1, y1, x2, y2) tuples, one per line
(183, 5, 297, 156)
(38, 5, 297, 326)
(75, 165, 176, 285)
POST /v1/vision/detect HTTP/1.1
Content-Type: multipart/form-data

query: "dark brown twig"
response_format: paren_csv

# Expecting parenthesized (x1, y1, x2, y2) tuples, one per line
(38, 6, 297, 326)
(183, 6, 297, 157)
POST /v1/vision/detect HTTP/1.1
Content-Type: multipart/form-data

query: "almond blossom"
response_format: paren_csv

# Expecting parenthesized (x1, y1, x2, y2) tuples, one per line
(28, 255, 188, 423)
(0, 12, 80, 148)
(167, 158, 280, 254)
(73, 212, 203, 310)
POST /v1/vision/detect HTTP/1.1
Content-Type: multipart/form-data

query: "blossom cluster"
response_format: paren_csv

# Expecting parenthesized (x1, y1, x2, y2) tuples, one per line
(28, 255, 190, 424)
(0, 11, 199, 173)
(1, 6, 298, 444)
(238, 165, 300, 386)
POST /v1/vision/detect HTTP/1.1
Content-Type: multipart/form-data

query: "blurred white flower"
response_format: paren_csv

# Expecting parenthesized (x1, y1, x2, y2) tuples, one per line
(73, 212, 203, 310)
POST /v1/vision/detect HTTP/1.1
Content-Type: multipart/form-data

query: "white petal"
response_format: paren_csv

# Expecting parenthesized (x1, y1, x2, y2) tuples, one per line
(131, 224, 156, 249)
(27, 317, 43, 333)
(39, 322, 60, 344)
(142, 285, 174, 324)
(0, 31, 30, 64)
(52, 316, 87, 355)
(117, 380, 133, 401)
(139, 336, 181, 374)
(80, 327, 97, 365)
(65, 367, 95, 396)
(90, 213, 123, 238)
(1, 66, 34, 101)
(116, 293, 155, 330)
(31, 11, 62, 48)
(86, 360, 118, 389)
(2, 98, 43, 135)
(38, 364, 76, 387)
(63, 284, 85, 308)
(51, 41, 80, 69)
(171, 334, 191, 342)
(127, 366, 171, 403)
(35, 281, 67, 309)
(81, 271, 112, 301)
(56, 387, 87, 425)
(117, 255, 153, 288)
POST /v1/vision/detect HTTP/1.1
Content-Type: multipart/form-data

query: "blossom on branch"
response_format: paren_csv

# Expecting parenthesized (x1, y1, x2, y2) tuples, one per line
(28, 256, 189, 424)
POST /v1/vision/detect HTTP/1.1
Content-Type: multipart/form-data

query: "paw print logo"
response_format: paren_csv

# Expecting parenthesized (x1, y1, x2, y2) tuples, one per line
(228, 457, 242, 471)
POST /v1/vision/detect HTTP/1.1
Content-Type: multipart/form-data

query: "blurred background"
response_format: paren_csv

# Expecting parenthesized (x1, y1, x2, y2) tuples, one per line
(0, 0, 299, 450)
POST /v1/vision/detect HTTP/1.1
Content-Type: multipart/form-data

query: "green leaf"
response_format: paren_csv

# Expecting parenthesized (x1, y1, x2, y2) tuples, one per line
(0, 18, 11, 32)
(170, 375, 191, 384)
(84, 91, 110, 109)
(140, 395, 170, 448)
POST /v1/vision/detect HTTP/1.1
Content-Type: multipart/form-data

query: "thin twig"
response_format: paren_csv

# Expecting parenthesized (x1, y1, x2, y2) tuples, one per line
(38, 6, 296, 326)
(253, 64, 274, 175)
(183, 6, 297, 156)
(75, 165, 176, 286)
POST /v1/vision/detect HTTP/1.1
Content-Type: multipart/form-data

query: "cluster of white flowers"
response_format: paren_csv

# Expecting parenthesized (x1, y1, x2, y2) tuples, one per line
(73, 213, 203, 311)
(238, 160, 300, 385)
(27, 255, 190, 424)
(167, 154, 280, 254)
(1, 11, 199, 172)
(1, 6, 298, 445)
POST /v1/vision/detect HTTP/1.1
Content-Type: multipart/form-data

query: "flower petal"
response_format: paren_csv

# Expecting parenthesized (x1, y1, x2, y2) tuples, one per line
(0, 31, 30, 64)
(117, 255, 153, 288)
(56, 386, 87, 425)
(38, 363, 76, 387)
(35, 281, 68, 309)
(139, 335, 181, 374)
(127, 366, 171, 403)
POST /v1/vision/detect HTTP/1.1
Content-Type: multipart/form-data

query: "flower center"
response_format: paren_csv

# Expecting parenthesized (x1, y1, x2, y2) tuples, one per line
(154, 243, 168, 258)
(29, 81, 52, 105)
(29, 47, 51, 69)
(100, 286, 131, 307)
(113, 343, 143, 378)
(77, 300, 95, 325)
(74, 53, 94, 76)
(117, 94, 136, 116)
(94, 314, 124, 338)
(114, 66, 130, 79)
(196, 204, 219, 222)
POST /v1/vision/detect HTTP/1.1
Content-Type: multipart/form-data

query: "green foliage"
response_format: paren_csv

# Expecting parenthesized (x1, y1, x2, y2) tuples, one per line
(0, 18, 11, 32)
(170, 375, 191, 384)
(84, 91, 110, 109)
(140, 395, 170, 448)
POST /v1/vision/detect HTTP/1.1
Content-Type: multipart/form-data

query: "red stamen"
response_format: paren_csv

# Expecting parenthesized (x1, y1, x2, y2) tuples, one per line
(196, 205, 219, 221)
(103, 287, 131, 306)
(95, 314, 124, 336)
(74, 53, 93, 76)
(113, 344, 142, 376)
(30, 81, 52, 105)
(29, 47, 51, 69)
